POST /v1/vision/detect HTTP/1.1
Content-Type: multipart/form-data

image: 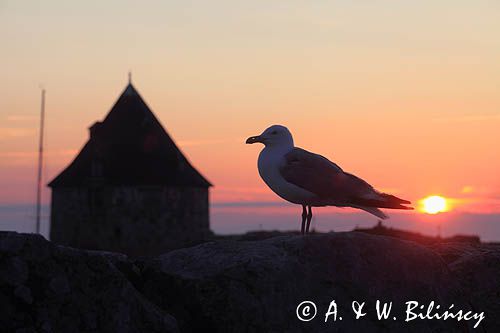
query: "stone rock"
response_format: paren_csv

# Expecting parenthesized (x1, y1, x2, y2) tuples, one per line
(138, 232, 492, 332)
(1, 230, 498, 332)
(0, 232, 178, 333)
(435, 243, 500, 332)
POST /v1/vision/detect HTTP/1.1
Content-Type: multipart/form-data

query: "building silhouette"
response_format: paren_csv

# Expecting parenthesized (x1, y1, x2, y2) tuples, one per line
(48, 81, 211, 256)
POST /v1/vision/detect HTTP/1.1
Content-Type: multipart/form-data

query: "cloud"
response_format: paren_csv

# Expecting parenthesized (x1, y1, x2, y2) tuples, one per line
(0, 149, 78, 166)
(461, 186, 474, 194)
(5, 115, 37, 122)
(433, 114, 500, 123)
(216, 186, 270, 194)
(0, 127, 36, 140)
(212, 201, 290, 208)
(0, 149, 77, 158)
(177, 139, 229, 147)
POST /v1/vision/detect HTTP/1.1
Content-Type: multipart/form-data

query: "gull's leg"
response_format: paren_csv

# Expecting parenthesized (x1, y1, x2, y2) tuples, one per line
(306, 206, 313, 234)
(301, 205, 307, 235)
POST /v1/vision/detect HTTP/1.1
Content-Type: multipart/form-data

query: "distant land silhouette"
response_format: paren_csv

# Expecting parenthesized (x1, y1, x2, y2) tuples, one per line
(215, 221, 481, 246)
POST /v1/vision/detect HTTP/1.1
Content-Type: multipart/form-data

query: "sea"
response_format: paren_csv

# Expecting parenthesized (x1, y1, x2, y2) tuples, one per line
(1, 203, 499, 242)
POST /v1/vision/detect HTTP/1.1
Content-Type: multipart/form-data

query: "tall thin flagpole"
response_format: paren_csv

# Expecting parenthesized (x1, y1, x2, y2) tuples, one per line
(35, 88, 45, 234)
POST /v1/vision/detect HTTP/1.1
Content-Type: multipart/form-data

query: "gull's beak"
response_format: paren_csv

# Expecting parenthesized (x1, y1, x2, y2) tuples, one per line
(246, 135, 263, 144)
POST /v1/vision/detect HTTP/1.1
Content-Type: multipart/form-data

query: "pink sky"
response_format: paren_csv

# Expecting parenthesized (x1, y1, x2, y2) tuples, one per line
(1, 1, 499, 220)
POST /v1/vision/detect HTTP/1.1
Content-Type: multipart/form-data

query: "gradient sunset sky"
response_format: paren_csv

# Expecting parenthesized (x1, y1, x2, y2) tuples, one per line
(1, 1, 499, 228)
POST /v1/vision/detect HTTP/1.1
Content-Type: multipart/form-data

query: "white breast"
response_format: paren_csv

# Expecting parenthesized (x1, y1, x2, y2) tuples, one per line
(258, 148, 317, 205)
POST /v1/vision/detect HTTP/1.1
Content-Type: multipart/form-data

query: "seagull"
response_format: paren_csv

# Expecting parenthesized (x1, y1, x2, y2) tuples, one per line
(246, 125, 413, 234)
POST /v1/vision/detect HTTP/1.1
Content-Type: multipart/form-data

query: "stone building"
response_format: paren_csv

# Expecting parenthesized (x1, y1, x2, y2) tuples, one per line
(48, 81, 212, 256)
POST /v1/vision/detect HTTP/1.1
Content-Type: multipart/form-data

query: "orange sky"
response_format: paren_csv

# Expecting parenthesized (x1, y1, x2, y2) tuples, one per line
(1, 1, 499, 215)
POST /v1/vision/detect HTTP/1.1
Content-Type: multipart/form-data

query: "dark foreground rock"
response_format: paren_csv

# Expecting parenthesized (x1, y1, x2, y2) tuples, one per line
(1, 231, 498, 332)
(0, 232, 178, 333)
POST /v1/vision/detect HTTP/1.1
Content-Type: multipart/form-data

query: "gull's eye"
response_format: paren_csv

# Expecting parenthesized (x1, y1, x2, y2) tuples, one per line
(271, 130, 278, 135)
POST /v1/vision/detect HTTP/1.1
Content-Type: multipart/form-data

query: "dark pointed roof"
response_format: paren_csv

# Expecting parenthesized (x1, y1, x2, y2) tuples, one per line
(48, 83, 211, 188)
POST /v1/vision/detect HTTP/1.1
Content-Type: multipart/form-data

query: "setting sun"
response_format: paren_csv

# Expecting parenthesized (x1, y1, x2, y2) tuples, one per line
(422, 195, 447, 214)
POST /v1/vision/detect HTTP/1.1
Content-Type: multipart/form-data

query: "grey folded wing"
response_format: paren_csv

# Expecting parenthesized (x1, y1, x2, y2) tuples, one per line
(279, 147, 375, 201)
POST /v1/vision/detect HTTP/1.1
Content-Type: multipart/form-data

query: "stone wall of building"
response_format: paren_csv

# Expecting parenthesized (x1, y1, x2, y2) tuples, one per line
(50, 186, 210, 257)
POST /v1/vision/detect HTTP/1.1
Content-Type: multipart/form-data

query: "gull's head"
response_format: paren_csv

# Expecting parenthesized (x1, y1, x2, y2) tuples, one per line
(246, 125, 294, 148)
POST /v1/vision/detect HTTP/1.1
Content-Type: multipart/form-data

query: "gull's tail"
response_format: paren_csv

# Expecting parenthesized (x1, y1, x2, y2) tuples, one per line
(355, 206, 389, 219)
(351, 193, 413, 210)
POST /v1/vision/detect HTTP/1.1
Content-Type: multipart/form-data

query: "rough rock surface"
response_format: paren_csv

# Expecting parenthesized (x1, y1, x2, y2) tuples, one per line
(1, 231, 498, 332)
(433, 242, 500, 333)
(139, 233, 479, 332)
(0, 232, 178, 333)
